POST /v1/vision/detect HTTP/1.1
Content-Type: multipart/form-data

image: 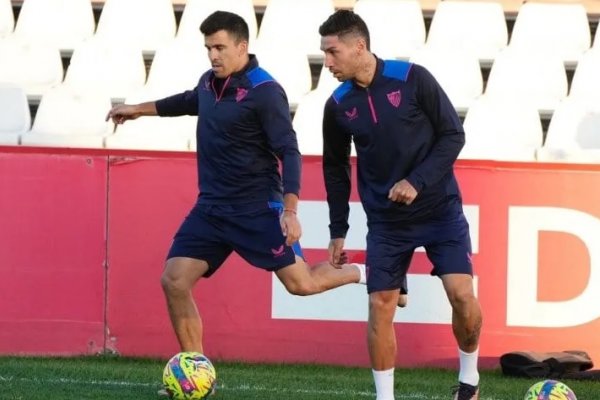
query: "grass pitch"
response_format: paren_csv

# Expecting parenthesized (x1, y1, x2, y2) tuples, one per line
(1, 356, 599, 399)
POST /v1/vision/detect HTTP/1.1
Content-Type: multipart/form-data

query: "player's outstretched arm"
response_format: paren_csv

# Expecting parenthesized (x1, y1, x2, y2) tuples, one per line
(105, 102, 158, 125)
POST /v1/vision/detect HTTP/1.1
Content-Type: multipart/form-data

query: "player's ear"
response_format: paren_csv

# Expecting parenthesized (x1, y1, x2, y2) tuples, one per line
(238, 40, 248, 56)
(356, 37, 367, 53)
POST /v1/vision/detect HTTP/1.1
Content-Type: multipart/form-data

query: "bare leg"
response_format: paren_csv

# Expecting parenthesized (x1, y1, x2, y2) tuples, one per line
(161, 257, 210, 352)
(274, 256, 360, 296)
(442, 273, 482, 397)
(441, 274, 482, 352)
(368, 289, 399, 370)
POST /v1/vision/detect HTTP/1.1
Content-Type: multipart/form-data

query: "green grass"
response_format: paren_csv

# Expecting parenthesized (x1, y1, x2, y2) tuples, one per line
(0, 356, 599, 399)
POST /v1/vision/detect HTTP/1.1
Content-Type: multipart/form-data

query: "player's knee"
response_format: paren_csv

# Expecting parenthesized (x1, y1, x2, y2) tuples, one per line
(285, 281, 317, 296)
(160, 272, 191, 296)
(369, 291, 398, 312)
(446, 285, 476, 309)
(281, 275, 321, 295)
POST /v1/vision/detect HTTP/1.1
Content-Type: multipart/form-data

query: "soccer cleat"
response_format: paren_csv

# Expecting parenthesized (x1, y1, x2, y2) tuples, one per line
(452, 382, 479, 400)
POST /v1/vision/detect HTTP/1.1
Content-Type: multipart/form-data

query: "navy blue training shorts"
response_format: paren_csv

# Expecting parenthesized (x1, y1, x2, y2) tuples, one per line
(167, 201, 304, 277)
(366, 203, 472, 294)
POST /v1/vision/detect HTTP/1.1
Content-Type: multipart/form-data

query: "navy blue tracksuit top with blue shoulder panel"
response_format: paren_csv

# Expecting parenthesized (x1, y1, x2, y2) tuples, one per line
(155, 55, 301, 205)
(323, 58, 465, 238)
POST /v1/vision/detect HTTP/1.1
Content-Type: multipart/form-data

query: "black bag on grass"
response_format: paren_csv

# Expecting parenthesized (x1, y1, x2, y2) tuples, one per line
(500, 350, 594, 379)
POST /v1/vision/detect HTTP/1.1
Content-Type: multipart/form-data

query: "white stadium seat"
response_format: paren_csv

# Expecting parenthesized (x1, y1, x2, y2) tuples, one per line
(178, 0, 257, 46)
(353, 0, 426, 60)
(537, 98, 600, 163)
(0, 83, 30, 145)
(105, 87, 195, 152)
(146, 38, 211, 96)
(64, 37, 146, 101)
(485, 47, 567, 114)
(95, 0, 176, 53)
(569, 48, 600, 106)
(293, 89, 357, 157)
(255, 47, 312, 109)
(426, 0, 507, 63)
(13, 0, 95, 52)
(0, 0, 14, 38)
(316, 64, 341, 93)
(293, 67, 345, 156)
(293, 90, 330, 156)
(257, 0, 335, 59)
(510, 2, 590, 64)
(461, 95, 543, 161)
(0, 36, 63, 98)
(410, 45, 483, 112)
(21, 84, 112, 148)
(106, 115, 195, 152)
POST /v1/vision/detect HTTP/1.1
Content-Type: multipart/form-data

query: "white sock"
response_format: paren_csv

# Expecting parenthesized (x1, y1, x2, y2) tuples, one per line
(372, 368, 395, 400)
(353, 263, 367, 284)
(458, 347, 480, 386)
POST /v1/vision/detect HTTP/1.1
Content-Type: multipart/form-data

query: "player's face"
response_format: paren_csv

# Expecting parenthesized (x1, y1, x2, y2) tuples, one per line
(321, 34, 363, 82)
(204, 30, 248, 78)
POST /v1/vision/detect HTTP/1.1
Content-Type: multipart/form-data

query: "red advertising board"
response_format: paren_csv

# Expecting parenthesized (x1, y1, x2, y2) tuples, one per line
(0, 152, 107, 354)
(105, 156, 197, 354)
(105, 155, 600, 368)
(1, 147, 599, 368)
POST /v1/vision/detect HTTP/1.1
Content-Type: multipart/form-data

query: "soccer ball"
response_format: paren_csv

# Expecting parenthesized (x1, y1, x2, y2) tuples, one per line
(162, 352, 217, 399)
(524, 379, 577, 400)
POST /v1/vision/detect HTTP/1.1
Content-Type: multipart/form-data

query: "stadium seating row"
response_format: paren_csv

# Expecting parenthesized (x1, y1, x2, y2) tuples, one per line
(1, 0, 598, 104)
(0, 0, 599, 162)
(1, 80, 599, 163)
(9, 0, 600, 16)
(2, 0, 598, 58)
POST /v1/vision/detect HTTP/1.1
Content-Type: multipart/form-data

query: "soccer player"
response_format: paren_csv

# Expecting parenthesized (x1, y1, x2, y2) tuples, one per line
(318, 11, 483, 400)
(106, 10, 365, 362)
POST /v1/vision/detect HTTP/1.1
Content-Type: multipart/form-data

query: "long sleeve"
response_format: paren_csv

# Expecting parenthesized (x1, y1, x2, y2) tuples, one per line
(322, 99, 352, 239)
(405, 65, 465, 192)
(257, 84, 301, 196)
(155, 87, 199, 117)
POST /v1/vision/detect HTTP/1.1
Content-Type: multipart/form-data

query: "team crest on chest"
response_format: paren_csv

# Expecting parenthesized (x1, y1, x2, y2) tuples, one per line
(387, 89, 401, 108)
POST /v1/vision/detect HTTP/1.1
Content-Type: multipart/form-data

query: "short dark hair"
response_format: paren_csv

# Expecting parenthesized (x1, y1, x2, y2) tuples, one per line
(200, 11, 249, 43)
(319, 10, 370, 50)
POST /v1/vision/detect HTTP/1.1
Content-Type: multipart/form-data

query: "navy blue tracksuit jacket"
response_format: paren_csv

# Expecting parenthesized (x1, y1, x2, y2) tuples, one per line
(323, 58, 465, 238)
(155, 55, 301, 205)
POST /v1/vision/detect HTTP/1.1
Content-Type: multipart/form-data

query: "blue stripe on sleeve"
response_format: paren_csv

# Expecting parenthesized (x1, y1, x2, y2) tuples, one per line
(247, 67, 275, 88)
(382, 60, 412, 82)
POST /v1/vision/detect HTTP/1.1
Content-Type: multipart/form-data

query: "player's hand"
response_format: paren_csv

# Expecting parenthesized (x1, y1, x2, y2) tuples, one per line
(280, 210, 302, 246)
(328, 238, 346, 268)
(388, 179, 418, 205)
(105, 104, 142, 125)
